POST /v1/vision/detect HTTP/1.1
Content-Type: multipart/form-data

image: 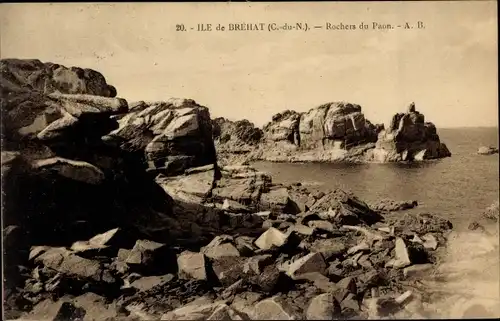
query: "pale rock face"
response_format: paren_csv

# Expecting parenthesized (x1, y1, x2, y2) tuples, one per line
(264, 110, 302, 144)
(105, 99, 217, 175)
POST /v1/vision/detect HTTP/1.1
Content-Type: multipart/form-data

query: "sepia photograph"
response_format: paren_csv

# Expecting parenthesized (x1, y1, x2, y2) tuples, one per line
(1, 1, 498, 320)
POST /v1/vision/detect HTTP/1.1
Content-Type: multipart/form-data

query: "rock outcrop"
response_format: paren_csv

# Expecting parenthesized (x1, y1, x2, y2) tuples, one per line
(215, 102, 450, 164)
(2, 60, 456, 320)
(367, 102, 451, 162)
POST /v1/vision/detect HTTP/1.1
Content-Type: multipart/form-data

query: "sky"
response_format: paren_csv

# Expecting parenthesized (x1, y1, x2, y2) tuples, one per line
(1, 2, 498, 128)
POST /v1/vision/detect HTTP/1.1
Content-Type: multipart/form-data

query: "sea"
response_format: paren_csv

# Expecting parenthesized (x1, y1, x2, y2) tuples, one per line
(253, 127, 499, 230)
(253, 127, 500, 317)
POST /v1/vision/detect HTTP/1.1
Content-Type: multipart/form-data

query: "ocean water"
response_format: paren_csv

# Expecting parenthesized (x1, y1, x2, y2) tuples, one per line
(253, 127, 499, 229)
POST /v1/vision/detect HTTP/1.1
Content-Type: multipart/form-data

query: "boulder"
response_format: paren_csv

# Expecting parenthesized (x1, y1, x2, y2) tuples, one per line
(253, 297, 299, 320)
(254, 227, 288, 250)
(201, 235, 240, 259)
(477, 146, 499, 155)
(260, 186, 299, 214)
(33, 247, 118, 287)
(211, 256, 245, 286)
(263, 110, 302, 144)
(298, 102, 379, 149)
(369, 199, 418, 212)
(403, 264, 434, 279)
(125, 239, 176, 274)
(286, 253, 327, 278)
(156, 165, 215, 204)
(212, 166, 272, 209)
(385, 238, 412, 269)
(213, 117, 263, 155)
(0, 59, 116, 97)
(370, 103, 451, 162)
(177, 251, 208, 281)
(161, 300, 229, 320)
(130, 274, 174, 292)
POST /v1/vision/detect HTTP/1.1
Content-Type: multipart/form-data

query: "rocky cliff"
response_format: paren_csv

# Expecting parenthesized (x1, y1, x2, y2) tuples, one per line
(216, 102, 450, 163)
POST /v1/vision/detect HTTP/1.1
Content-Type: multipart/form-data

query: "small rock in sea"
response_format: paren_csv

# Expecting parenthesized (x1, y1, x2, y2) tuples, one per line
(177, 251, 208, 281)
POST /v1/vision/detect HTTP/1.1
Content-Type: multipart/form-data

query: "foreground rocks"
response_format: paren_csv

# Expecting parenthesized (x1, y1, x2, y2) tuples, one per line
(4, 174, 454, 320)
(367, 102, 451, 162)
(215, 102, 451, 164)
(468, 201, 499, 235)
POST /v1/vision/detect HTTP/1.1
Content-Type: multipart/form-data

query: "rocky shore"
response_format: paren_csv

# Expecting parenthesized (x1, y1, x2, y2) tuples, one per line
(2, 59, 456, 320)
(215, 102, 451, 165)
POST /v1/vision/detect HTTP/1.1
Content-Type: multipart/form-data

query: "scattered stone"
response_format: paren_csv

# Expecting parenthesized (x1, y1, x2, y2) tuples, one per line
(336, 276, 357, 295)
(403, 264, 434, 279)
(293, 224, 315, 236)
(211, 256, 245, 286)
(178, 251, 208, 281)
(34, 247, 117, 285)
(202, 235, 240, 259)
(385, 238, 411, 269)
(234, 236, 257, 257)
(395, 290, 413, 305)
(306, 293, 341, 320)
(347, 241, 370, 255)
(207, 303, 243, 320)
(357, 255, 373, 269)
(308, 220, 335, 233)
(287, 253, 327, 278)
(126, 240, 175, 274)
(243, 254, 273, 275)
(309, 239, 346, 260)
(254, 227, 288, 250)
(369, 199, 418, 212)
(53, 302, 86, 321)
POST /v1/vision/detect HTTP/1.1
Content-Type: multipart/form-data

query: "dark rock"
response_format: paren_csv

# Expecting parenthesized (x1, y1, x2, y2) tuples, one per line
(310, 239, 347, 260)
